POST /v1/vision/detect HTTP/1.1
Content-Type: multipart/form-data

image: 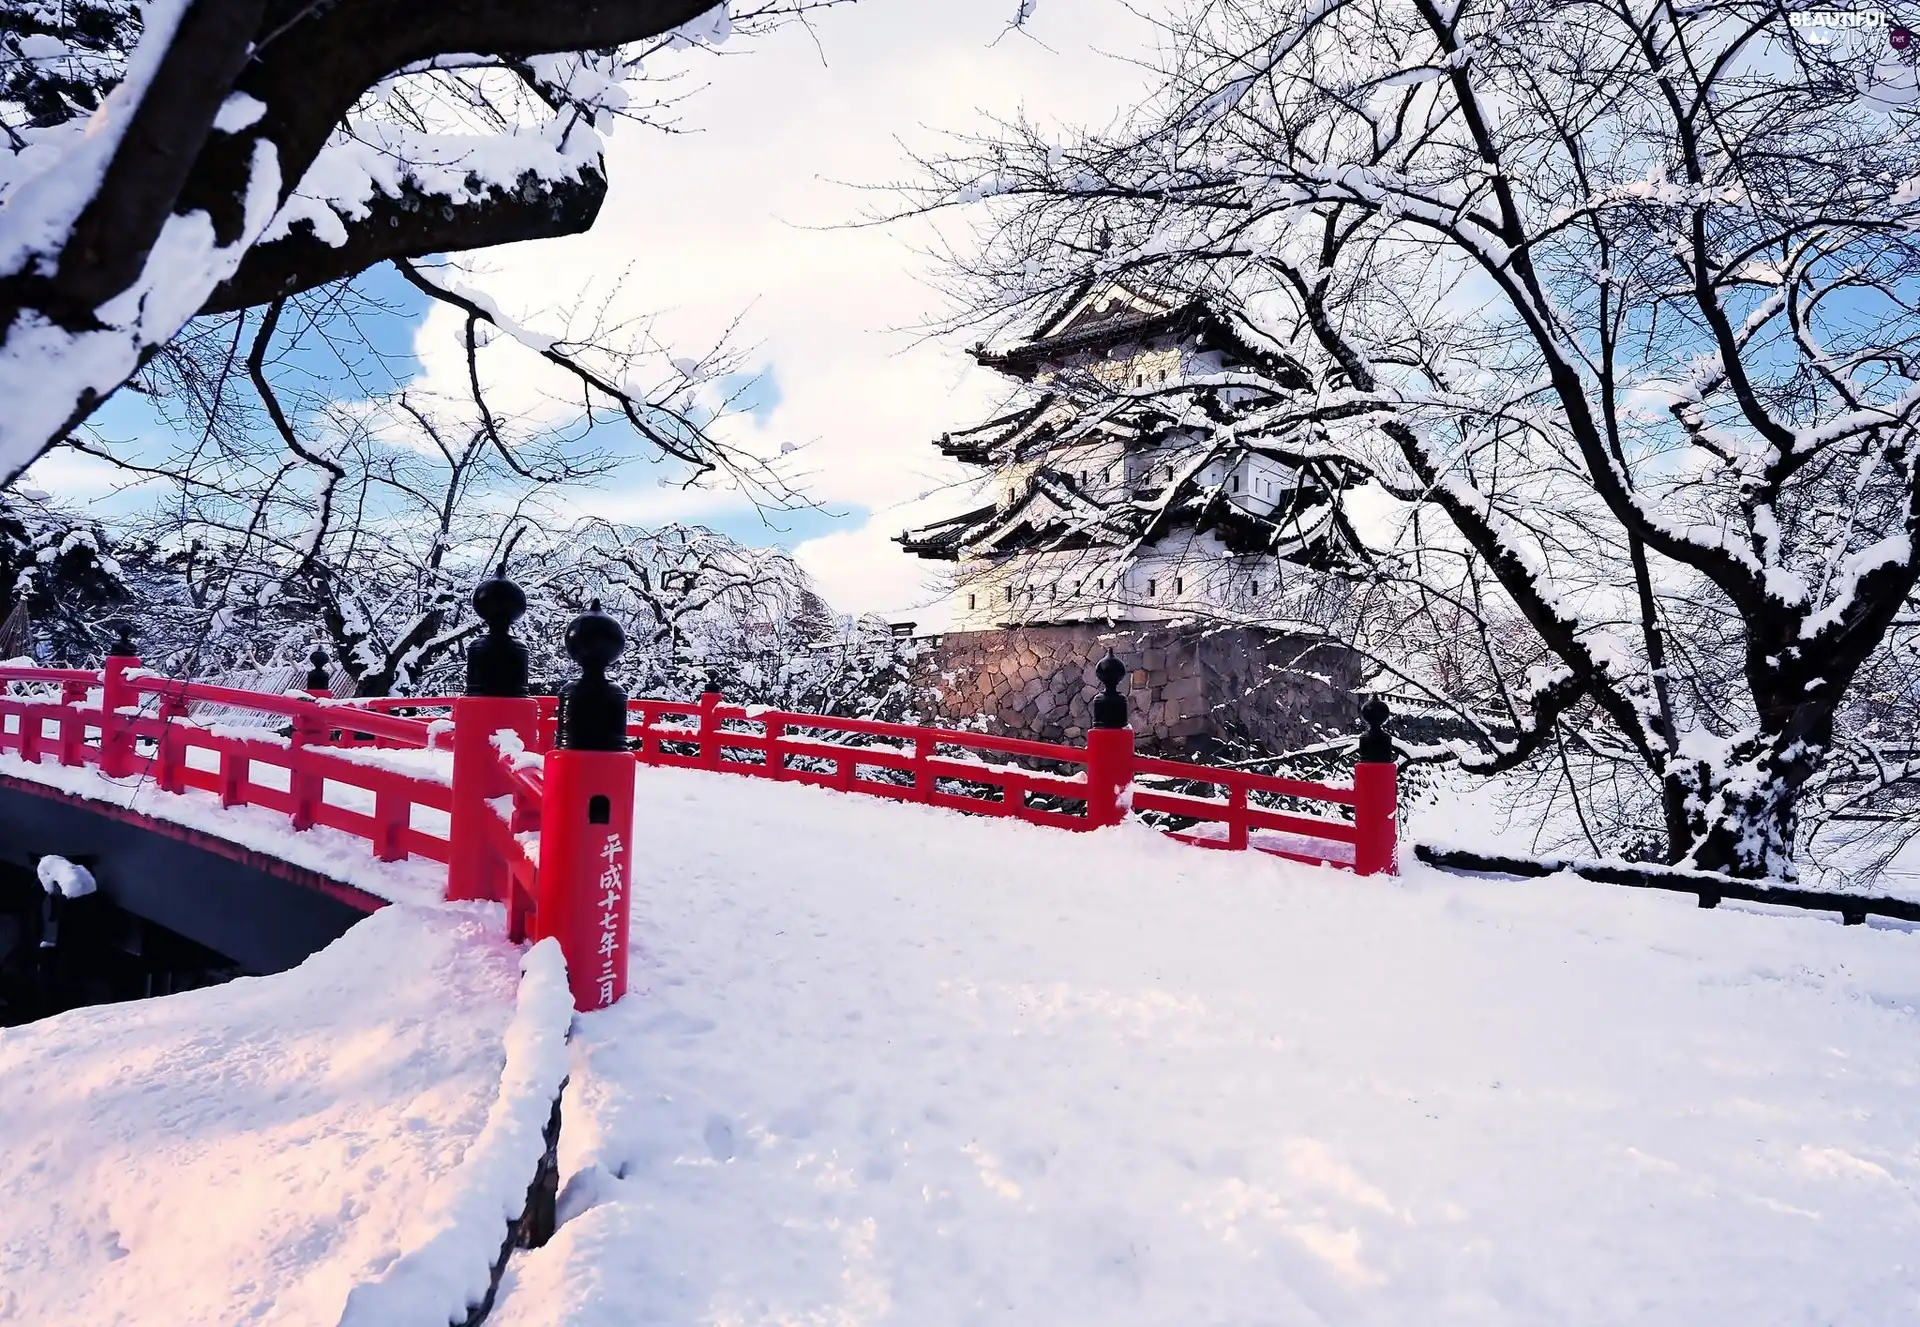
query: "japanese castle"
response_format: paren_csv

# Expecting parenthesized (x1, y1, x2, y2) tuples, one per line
(898, 280, 1357, 631)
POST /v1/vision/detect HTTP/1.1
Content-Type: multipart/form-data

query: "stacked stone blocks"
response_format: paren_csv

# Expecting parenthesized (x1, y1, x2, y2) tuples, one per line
(911, 624, 1360, 758)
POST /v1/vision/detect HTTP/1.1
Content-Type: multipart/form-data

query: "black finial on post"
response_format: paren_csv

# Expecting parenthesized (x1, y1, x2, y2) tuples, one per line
(108, 620, 136, 659)
(702, 672, 723, 698)
(304, 647, 331, 692)
(467, 564, 529, 698)
(1357, 696, 1394, 763)
(1092, 649, 1130, 729)
(559, 599, 628, 751)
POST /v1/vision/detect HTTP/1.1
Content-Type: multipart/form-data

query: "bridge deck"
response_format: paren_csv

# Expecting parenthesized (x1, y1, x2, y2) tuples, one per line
(0, 904, 527, 1326)
(488, 766, 1920, 1327)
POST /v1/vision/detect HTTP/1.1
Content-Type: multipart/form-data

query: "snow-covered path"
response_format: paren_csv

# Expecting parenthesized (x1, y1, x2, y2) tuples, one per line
(494, 767, 1920, 1327)
(0, 904, 526, 1326)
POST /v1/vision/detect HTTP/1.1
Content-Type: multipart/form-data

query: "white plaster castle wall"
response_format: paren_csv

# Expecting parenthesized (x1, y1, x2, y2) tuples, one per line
(946, 530, 1305, 631)
(930, 314, 1327, 636)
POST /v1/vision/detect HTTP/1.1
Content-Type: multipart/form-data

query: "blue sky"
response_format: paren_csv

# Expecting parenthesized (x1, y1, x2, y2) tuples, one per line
(65, 261, 865, 553)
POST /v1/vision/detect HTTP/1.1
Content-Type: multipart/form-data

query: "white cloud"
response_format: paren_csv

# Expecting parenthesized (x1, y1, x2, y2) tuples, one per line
(404, 0, 1169, 614)
(793, 519, 950, 625)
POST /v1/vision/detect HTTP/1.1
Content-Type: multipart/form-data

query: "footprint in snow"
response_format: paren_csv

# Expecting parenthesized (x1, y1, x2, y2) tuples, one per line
(703, 1114, 736, 1162)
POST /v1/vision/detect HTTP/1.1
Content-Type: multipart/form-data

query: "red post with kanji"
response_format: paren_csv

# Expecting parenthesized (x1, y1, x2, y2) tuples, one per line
(537, 747, 636, 1010)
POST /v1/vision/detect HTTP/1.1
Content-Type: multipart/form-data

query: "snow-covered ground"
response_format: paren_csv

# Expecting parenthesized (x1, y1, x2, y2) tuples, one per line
(0, 905, 528, 1326)
(491, 767, 1920, 1327)
(6, 759, 1919, 1325)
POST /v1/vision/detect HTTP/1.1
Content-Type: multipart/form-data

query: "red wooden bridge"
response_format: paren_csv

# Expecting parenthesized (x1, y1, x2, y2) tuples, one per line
(0, 603, 1398, 1012)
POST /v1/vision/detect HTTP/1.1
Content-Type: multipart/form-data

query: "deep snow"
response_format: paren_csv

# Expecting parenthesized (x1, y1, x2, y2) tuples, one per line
(0, 905, 526, 1326)
(490, 766, 1920, 1327)
(5, 758, 1919, 1325)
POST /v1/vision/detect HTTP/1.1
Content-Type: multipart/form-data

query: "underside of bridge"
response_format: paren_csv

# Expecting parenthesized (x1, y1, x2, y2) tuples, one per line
(0, 777, 384, 1026)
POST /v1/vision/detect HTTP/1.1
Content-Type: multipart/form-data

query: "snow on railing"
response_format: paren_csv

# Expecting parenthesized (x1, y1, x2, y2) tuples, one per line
(336, 937, 573, 1327)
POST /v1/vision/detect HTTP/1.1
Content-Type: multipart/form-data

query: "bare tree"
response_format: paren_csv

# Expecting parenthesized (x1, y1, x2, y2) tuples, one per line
(0, 0, 837, 486)
(907, 0, 1920, 878)
(527, 519, 834, 693)
(122, 385, 601, 693)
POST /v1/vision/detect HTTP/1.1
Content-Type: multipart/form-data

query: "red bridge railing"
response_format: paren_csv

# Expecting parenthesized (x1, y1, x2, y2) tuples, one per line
(0, 660, 453, 864)
(623, 693, 1397, 872)
(0, 633, 1398, 1014)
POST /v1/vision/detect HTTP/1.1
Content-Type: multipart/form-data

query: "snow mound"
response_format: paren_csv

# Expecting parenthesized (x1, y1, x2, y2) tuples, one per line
(338, 937, 573, 1326)
(491, 766, 1920, 1327)
(35, 852, 95, 898)
(0, 904, 524, 1326)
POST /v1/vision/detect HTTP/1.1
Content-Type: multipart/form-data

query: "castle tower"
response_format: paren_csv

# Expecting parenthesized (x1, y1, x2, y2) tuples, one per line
(899, 279, 1358, 631)
(899, 280, 1362, 757)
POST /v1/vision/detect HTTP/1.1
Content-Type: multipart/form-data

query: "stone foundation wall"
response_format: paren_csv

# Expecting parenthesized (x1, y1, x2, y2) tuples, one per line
(910, 624, 1360, 757)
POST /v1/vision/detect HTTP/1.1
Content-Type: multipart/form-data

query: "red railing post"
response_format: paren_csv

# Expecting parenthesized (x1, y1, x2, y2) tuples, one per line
(371, 786, 407, 862)
(1083, 650, 1135, 828)
(536, 695, 560, 752)
(99, 645, 140, 777)
(288, 703, 325, 831)
(448, 695, 538, 900)
(698, 680, 722, 770)
(1226, 782, 1249, 851)
(219, 741, 247, 807)
(765, 717, 786, 780)
(540, 601, 636, 1011)
(19, 689, 47, 763)
(1352, 698, 1398, 876)
(56, 679, 86, 765)
(153, 694, 189, 794)
(912, 732, 933, 801)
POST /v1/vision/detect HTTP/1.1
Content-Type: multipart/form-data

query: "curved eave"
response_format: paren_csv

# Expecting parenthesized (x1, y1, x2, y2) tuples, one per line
(897, 502, 1001, 562)
(932, 396, 1058, 464)
(973, 302, 1311, 390)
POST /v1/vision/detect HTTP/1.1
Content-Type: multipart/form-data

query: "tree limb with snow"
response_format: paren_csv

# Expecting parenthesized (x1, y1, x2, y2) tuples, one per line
(0, 0, 835, 487)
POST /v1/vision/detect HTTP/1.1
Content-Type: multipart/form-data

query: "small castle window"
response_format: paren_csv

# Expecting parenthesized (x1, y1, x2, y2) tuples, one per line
(1173, 577, 1184, 595)
(1250, 581, 1260, 597)
(1147, 579, 1158, 597)
(1005, 586, 1014, 603)
(1232, 474, 1240, 492)
(967, 593, 977, 610)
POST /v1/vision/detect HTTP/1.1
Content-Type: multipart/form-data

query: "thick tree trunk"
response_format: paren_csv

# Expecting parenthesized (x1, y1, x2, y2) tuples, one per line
(1675, 780, 1800, 880)
(1664, 697, 1836, 879)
